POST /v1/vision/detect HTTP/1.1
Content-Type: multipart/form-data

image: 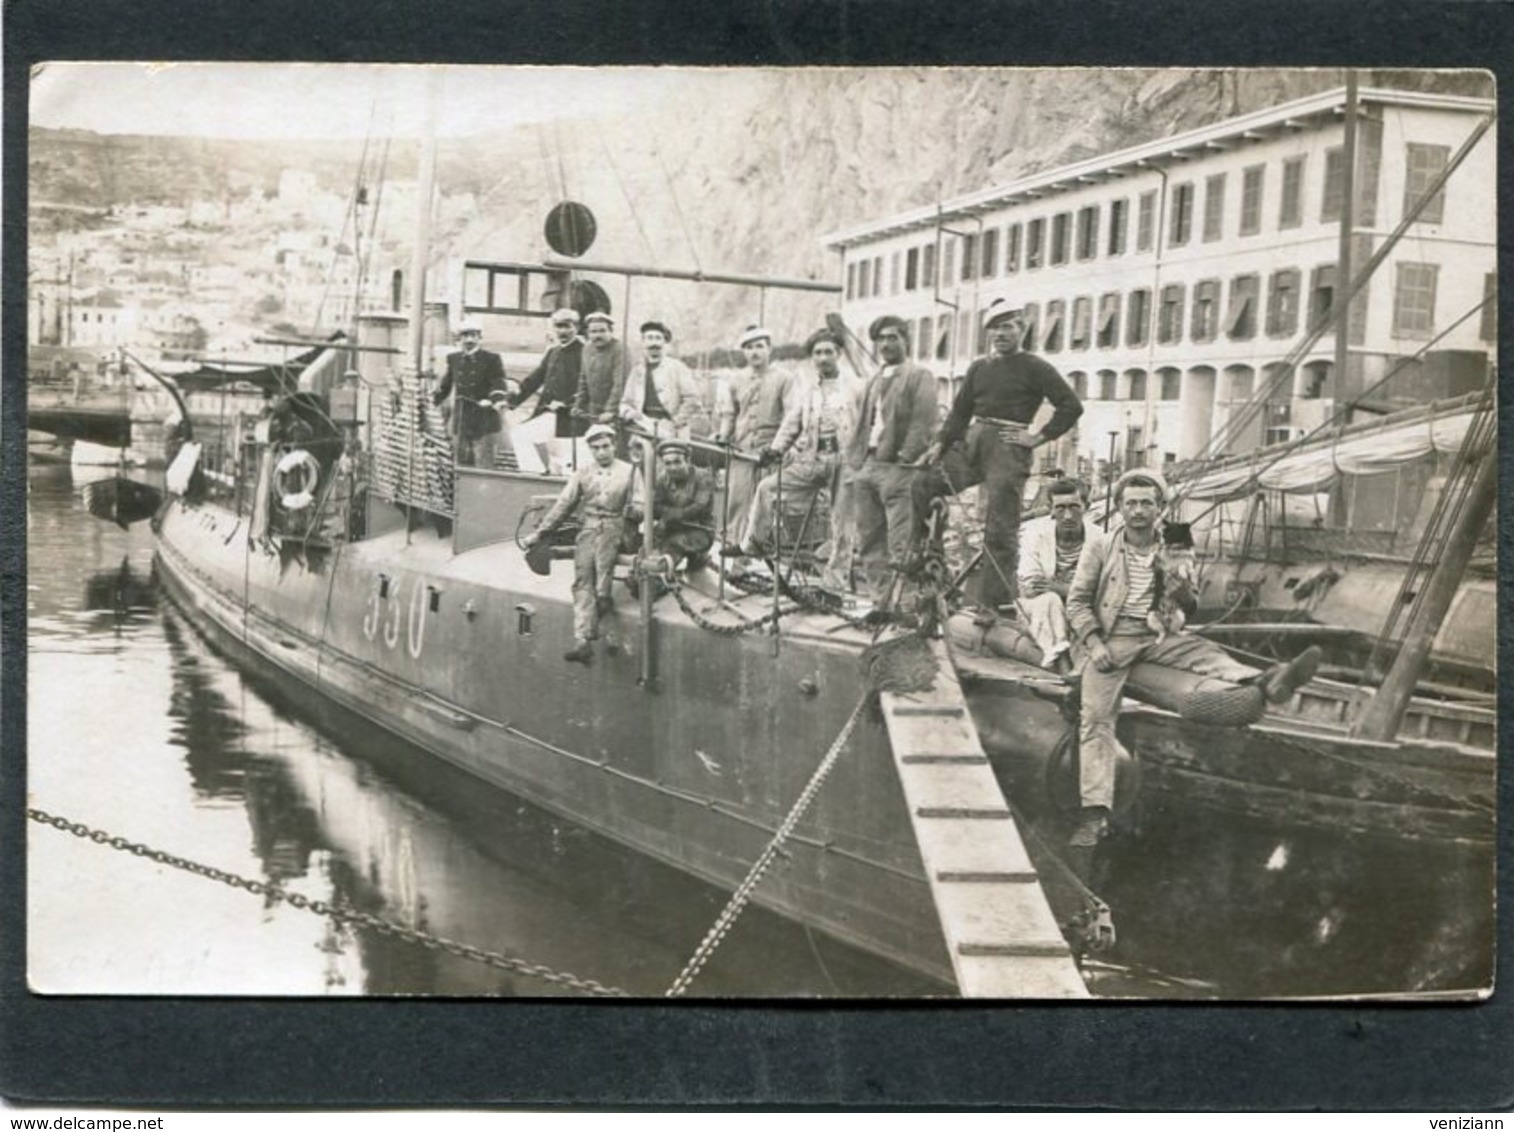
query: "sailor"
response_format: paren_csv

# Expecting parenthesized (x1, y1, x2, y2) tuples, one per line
(573, 312, 630, 428)
(509, 308, 585, 475)
(521, 423, 635, 664)
(434, 316, 511, 469)
(914, 298, 1084, 615)
(731, 328, 858, 574)
(715, 325, 799, 570)
(845, 315, 938, 603)
(1016, 476, 1096, 671)
(619, 320, 704, 440)
(642, 437, 715, 573)
(1065, 469, 1323, 847)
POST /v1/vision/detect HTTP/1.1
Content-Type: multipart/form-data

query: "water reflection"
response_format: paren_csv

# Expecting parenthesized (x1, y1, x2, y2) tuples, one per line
(28, 461, 935, 997)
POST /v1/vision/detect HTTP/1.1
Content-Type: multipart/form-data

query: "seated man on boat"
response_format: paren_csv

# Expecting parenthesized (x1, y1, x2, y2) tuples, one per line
(1017, 476, 1096, 671)
(1065, 469, 1324, 848)
(508, 307, 585, 475)
(519, 424, 635, 665)
(728, 328, 859, 574)
(913, 299, 1084, 617)
(434, 316, 511, 469)
(639, 437, 716, 574)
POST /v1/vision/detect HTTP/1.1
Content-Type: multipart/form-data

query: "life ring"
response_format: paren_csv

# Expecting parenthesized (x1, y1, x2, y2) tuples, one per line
(275, 449, 322, 511)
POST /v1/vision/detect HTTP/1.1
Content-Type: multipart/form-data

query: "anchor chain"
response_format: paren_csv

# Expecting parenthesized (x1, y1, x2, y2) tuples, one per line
(27, 808, 628, 997)
(668, 578, 795, 636)
(666, 694, 868, 996)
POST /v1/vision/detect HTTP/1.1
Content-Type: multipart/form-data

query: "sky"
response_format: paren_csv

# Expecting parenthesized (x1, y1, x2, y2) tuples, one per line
(28, 62, 741, 139)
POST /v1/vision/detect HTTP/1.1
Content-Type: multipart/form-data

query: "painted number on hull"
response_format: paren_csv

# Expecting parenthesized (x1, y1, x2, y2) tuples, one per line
(362, 575, 427, 658)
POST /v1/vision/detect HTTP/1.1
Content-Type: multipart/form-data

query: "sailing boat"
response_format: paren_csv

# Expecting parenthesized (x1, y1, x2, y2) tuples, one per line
(135, 81, 1491, 999)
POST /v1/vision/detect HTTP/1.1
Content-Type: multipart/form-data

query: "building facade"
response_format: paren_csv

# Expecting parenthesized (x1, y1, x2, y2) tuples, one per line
(822, 87, 1496, 480)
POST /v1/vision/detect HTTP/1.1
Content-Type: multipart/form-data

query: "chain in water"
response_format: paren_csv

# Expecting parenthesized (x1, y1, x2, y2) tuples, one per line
(27, 807, 628, 997)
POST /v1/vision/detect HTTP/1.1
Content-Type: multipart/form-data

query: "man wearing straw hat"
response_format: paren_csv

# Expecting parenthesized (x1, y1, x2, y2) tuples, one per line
(434, 316, 511, 468)
(914, 297, 1083, 615)
(716, 324, 798, 574)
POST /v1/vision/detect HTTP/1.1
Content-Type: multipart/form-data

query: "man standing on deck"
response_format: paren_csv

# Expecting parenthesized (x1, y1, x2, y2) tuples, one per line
(521, 423, 635, 664)
(915, 298, 1084, 615)
(1017, 476, 1096, 671)
(733, 328, 859, 572)
(509, 308, 584, 474)
(1066, 469, 1323, 847)
(434, 316, 510, 469)
(715, 325, 798, 574)
(846, 315, 938, 603)
(574, 312, 629, 427)
(619, 320, 704, 440)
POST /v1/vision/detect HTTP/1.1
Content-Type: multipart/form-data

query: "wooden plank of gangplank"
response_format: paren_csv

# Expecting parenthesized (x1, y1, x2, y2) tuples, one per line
(879, 637, 1088, 999)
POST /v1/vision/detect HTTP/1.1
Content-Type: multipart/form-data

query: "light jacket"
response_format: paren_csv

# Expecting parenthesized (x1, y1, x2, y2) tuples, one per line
(1018, 514, 1099, 588)
(619, 355, 703, 433)
(845, 361, 938, 469)
(772, 372, 862, 463)
(1066, 527, 1193, 643)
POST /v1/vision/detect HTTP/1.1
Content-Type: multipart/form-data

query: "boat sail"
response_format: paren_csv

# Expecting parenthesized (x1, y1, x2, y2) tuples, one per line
(133, 76, 1492, 999)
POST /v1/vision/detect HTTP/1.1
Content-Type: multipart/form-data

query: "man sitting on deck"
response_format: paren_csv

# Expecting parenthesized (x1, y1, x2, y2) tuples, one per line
(642, 437, 715, 574)
(1066, 469, 1324, 848)
(520, 424, 635, 665)
(1017, 476, 1096, 671)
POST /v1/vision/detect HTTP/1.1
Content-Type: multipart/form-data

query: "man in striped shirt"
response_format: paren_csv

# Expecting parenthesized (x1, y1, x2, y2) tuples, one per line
(1065, 470, 1322, 847)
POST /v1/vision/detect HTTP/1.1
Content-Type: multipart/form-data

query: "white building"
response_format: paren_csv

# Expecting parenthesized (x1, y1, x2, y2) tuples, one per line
(822, 86, 1497, 477)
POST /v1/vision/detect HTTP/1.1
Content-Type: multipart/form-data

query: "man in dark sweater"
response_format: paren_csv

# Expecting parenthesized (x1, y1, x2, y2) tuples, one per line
(915, 298, 1083, 613)
(434, 316, 511, 468)
(510, 308, 585, 474)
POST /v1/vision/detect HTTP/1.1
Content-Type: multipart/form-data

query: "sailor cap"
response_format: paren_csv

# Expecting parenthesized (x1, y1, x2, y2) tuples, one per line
(584, 423, 617, 443)
(982, 299, 1025, 328)
(738, 325, 772, 348)
(584, 311, 616, 330)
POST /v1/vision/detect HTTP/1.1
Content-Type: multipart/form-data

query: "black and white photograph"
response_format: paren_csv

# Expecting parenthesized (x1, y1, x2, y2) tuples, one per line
(23, 63, 1497, 1006)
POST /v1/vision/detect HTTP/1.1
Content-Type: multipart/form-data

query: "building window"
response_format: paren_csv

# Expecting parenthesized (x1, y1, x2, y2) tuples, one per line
(1226, 273, 1260, 340)
(1128, 371, 1147, 401)
(1279, 156, 1305, 229)
(959, 310, 973, 356)
(1136, 191, 1156, 251)
(1170, 182, 1194, 247)
(1239, 165, 1264, 236)
(1108, 198, 1129, 256)
(1050, 213, 1071, 266)
(1404, 142, 1450, 225)
(1096, 292, 1121, 349)
(1070, 296, 1093, 350)
(961, 233, 978, 282)
(1068, 372, 1087, 399)
(1393, 262, 1438, 338)
(1005, 224, 1021, 273)
(1042, 300, 1066, 353)
(890, 252, 901, 295)
(922, 243, 936, 288)
(1228, 368, 1254, 400)
(1266, 268, 1302, 337)
(1076, 206, 1099, 261)
(1203, 173, 1226, 242)
(905, 247, 919, 291)
(1160, 369, 1182, 400)
(846, 262, 856, 300)
(917, 315, 933, 361)
(1126, 288, 1151, 346)
(1191, 279, 1220, 343)
(857, 260, 870, 299)
(1321, 146, 1345, 223)
(1301, 361, 1332, 400)
(1021, 302, 1040, 352)
(981, 227, 998, 278)
(936, 315, 954, 360)
(1026, 218, 1045, 269)
(1099, 371, 1118, 400)
(1308, 264, 1337, 329)
(1158, 283, 1185, 344)
(1480, 272, 1497, 342)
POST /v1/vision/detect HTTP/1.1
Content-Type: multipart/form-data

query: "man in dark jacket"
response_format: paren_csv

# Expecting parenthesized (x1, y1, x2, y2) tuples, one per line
(846, 315, 938, 601)
(434, 316, 510, 468)
(510, 308, 584, 474)
(915, 298, 1084, 613)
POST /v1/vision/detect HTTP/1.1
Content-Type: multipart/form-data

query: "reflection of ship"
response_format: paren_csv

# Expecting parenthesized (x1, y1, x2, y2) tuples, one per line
(142, 82, 1493, 997)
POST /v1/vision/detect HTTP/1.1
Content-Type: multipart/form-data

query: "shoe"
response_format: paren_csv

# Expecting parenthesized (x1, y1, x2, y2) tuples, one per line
(1260, 645, 1323, 704)
(1068, 806, 1110, 848)
(563, 643, 593, 664)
